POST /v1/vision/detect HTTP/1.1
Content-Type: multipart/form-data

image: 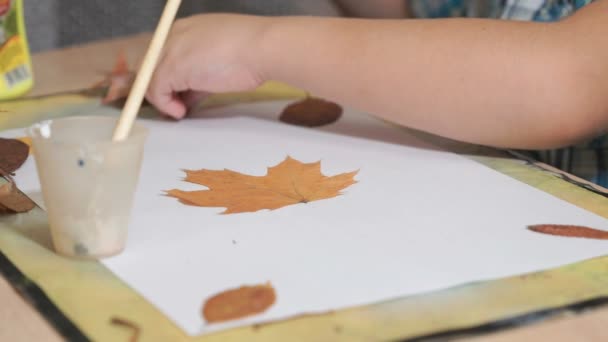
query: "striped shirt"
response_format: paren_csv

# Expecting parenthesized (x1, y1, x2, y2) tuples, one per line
(411, 0, 594, 20)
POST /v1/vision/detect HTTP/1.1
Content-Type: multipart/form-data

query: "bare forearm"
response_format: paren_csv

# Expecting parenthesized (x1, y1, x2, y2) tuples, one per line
(257, 15, 607, 149)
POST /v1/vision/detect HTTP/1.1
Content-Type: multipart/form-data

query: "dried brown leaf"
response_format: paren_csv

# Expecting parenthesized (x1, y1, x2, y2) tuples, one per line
(280, 97, 343, 127)
(0, 179, 35, 214)
(0, 137, 35, 214)
(528, 224, 608, 240)
(167, 156, 358, 214)
(203, 283, 276, 324)
(0, 181, 11, 197)
(0, 138, 29, 174)
(16, 137, 32, 149)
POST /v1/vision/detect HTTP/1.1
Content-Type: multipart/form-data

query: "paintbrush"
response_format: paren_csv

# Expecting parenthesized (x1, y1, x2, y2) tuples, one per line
(112, 0, 182, 141)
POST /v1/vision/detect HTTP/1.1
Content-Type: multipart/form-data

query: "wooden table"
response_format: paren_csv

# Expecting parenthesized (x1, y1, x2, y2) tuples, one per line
(2, 34, 608, 342)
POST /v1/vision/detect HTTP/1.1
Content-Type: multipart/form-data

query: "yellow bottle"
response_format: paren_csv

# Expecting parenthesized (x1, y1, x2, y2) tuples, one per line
(0, 0, 33, 100)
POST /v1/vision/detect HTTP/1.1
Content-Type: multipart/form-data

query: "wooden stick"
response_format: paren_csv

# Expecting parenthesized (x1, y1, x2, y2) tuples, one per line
(112, 0, 182, 141)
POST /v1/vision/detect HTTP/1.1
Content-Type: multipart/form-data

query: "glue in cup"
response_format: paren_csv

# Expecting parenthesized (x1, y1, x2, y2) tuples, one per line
(27, 116, 147, 259)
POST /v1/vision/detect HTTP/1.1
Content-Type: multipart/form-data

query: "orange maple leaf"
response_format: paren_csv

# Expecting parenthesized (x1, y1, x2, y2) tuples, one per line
(166, 157, 358, 214)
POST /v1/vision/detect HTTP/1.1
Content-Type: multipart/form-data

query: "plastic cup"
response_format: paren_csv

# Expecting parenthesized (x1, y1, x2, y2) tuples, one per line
(27, 116, 148, 259)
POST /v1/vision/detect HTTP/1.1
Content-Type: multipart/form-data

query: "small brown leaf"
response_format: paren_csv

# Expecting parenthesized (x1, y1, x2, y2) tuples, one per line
(280, 97, 343, 127)
(0, 181, 11, 197)
(0, 179, 35, 214)
(203, 283, 276, 324)
(16, 137, 32, 149)
(528, 224, 608, 240)
(0, 138, 29, 174)
(167, 156, 358, 214)
(0, 137, 35, 214)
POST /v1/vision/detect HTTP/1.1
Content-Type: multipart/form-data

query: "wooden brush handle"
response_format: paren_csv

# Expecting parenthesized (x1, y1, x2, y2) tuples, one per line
(112, 0, 182, 141)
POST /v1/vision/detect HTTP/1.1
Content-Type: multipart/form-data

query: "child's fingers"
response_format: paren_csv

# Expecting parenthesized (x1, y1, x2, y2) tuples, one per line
(162, 93, 188, 119)
(147, 86, 187, 119)
(146, 55, 187, 119)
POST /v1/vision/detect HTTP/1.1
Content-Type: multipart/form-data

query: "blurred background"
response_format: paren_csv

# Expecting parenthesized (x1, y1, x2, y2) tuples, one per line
(23, 0, 342, 52)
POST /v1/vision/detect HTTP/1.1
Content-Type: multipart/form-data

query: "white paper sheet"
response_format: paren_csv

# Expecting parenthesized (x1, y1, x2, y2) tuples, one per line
(6, 103, 608, 336)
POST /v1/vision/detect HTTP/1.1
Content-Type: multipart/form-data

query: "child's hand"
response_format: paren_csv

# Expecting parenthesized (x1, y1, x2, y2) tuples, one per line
(146, 14, 269, 119)
(146, 5, 608, 149)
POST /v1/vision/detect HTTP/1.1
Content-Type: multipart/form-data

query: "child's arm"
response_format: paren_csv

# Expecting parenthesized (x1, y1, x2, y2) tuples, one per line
(333, 0, 409, 18)
(147, 1, 608, 149)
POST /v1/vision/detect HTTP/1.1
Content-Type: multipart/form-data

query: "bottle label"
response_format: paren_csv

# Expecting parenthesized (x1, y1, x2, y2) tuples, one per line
(0, 0, 32, 96)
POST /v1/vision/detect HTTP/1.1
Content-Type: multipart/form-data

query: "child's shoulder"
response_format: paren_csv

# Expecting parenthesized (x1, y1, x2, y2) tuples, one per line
(410, 0, 595, 21)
